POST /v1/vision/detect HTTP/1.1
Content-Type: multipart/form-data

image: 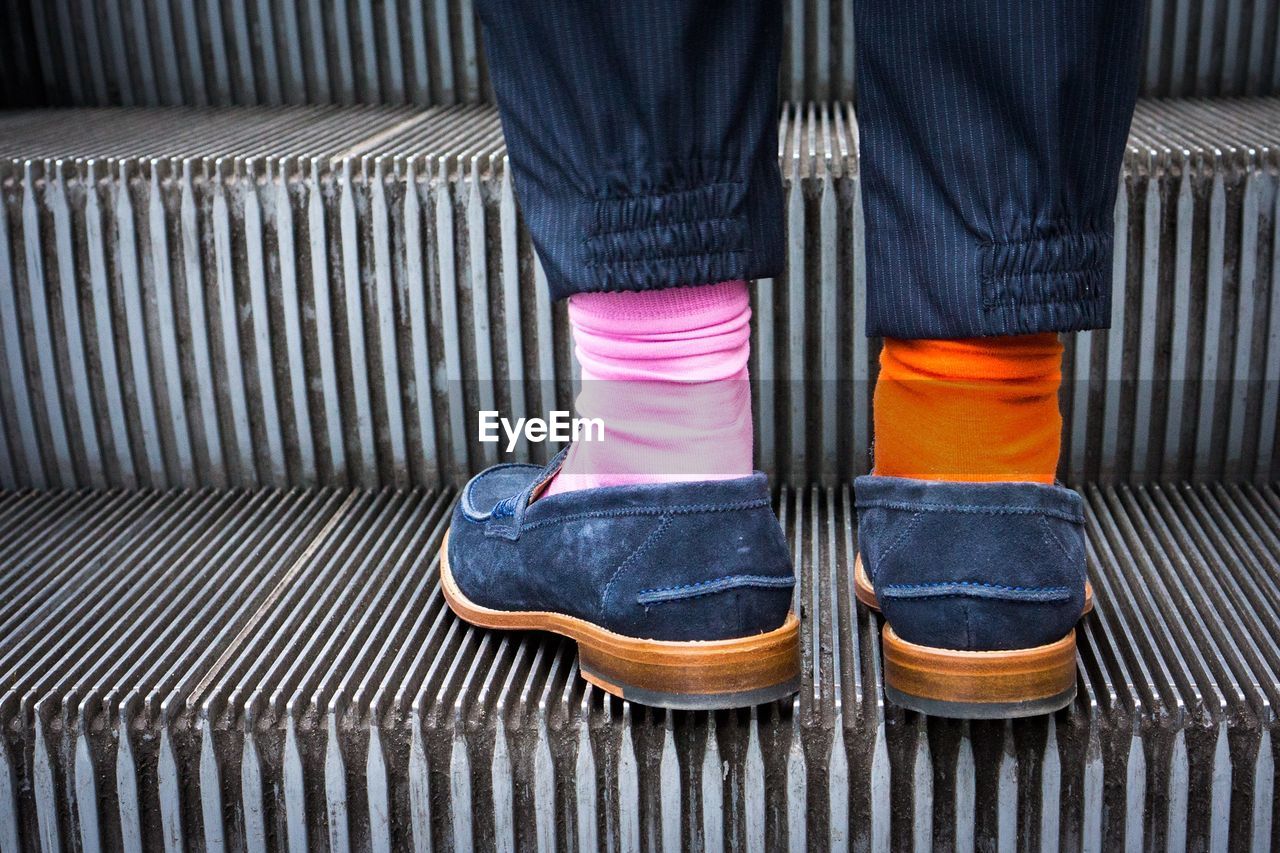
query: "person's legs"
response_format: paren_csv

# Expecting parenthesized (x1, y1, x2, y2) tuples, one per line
(476, 0, 783, 494)
(477, 0, 783, 299)
(854, 0, 1142, 340)
(852, 0, 1144, 716)
(445, 0, 799, 710)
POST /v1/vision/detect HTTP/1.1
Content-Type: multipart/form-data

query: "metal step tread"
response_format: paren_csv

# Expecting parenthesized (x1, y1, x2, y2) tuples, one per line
(1, 0, 1274, 108)
(3, 97, 1280, 171)
(1, 99, 1277, 492)
(0, 482, 1276, 850)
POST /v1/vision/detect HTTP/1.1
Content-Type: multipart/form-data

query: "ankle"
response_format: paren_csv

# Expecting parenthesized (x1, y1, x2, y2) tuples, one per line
(871, 334, 1063, 483)
(547, 282, 755, 496)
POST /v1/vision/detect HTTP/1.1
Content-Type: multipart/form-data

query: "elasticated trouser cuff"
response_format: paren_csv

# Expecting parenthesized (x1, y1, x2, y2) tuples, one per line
(541, 157, 784, 300)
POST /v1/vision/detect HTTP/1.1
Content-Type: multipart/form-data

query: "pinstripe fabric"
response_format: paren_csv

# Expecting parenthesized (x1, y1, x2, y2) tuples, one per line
(854, 0, 1146, 338)
(480, 0, 1144, 340)
(475, 0, 785, 302)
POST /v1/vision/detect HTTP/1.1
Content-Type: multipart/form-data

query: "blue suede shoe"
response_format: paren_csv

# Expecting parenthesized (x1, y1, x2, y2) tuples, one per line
(441, 450, 801, 709)
(853, 475, 1091, 718)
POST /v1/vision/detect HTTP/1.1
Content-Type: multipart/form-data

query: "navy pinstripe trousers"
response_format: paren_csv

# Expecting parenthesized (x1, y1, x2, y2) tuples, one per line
(476, 0, 1145, 340)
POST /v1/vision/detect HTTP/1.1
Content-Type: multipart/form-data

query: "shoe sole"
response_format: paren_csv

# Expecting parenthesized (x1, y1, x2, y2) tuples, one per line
(882, 625, 1078, 718)
(855, 553, 1085, 718)
(439, 528, 802, 710)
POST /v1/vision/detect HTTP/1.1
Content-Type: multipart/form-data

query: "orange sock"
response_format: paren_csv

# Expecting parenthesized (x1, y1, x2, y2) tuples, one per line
(872, 334, 1063, 484)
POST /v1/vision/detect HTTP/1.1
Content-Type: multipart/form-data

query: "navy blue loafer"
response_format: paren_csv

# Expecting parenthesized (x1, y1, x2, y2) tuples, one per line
(440, 451, 801, 710)
(854, 475, 1090, 718)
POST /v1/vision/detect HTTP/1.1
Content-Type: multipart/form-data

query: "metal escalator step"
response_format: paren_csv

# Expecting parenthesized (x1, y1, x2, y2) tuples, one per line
(1, 99, 1278, 492)
(778, 0, 1280, 102)
(0, 484, 1275, 849)
(0, 0, 1273, 108)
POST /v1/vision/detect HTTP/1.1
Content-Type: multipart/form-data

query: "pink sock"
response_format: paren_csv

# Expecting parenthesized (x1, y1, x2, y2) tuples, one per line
(545, 281, 754, 496)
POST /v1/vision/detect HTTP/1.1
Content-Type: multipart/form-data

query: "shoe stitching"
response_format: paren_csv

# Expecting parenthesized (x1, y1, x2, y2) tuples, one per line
(601, 514, 673, 610)
(854, 498, 1082, 524)
(1039, 514, 1076, 561)
(491, 496, 518, 519)
(636, 574, 795, 605)
(881, 581, 1072, 602)
(520, 498, 770, 532)
(873, 511, 922, 574)
(460, 463, 544, 518)
(1039, 515, 1088, 596)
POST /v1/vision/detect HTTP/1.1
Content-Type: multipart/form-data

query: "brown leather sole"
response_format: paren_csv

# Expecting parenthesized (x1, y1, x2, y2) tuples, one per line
(854, 552, 1094, 615)
(854, 552, 1086, 717)
(439, 529, 802, 710)
(882, 625, 1077, 718)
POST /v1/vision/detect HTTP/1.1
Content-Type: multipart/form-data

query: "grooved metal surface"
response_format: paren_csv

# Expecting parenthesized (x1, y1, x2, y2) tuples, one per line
(2, 0, 1278, 108)
(0, 0, 491, 109)
(779, 0, 1280, 101)
(1, 99, 1278, 490)
(0, 483, 1275, 850)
